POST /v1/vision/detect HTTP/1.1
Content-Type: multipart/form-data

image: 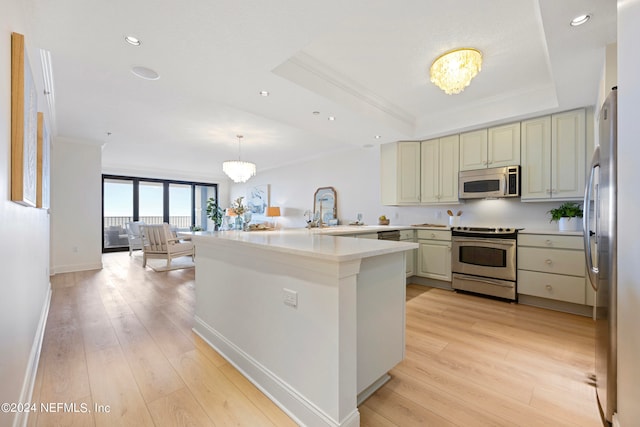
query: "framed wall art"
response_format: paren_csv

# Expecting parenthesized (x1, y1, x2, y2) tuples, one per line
(11, 32, 38, 207)
(36, 112, 50, 209)
(247, 184, 269, 219)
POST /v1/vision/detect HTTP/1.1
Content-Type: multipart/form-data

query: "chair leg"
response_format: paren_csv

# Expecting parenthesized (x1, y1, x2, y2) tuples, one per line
(143, 254, 147, 268)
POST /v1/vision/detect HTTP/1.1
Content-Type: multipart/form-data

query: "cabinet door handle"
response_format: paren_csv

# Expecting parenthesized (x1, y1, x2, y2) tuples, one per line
(545, 284, 553, 291)
(552, 189, 557, 193)
(546, 189, 551, 194)
(545, 259, 553, 265)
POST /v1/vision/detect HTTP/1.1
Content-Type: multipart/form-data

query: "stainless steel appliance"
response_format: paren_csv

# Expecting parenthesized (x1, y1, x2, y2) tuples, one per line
(584, 88, 617, 425)
(451, 226, 518, 300)
(458, 166, 520, 199)
(377, 230, 400, 241)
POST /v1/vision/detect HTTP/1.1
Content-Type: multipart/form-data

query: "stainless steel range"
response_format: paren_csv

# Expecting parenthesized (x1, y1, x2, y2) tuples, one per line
(451, 226, 519, 300)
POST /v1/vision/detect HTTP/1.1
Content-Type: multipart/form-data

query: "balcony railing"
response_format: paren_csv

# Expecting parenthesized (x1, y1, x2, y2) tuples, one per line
(104, 216, 192, 229)
(103, 216, 193, 248)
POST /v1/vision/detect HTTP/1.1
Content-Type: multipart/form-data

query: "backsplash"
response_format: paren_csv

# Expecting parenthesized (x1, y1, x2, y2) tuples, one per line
(228, 145, 578, 232)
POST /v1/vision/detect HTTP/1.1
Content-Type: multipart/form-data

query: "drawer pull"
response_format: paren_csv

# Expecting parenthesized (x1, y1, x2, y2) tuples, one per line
(545, 284, 553, 291)
(431, 233, 436, 238)
(545, 240, 553, 246)
(545, 259, 553, 265)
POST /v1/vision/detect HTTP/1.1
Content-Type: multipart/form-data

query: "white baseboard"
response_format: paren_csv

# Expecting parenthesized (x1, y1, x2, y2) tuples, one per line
(14, 283, 52, 427)
(612, 413, 620, 427)
(193, 316, 360, 427)
(51, 262, 103, 275)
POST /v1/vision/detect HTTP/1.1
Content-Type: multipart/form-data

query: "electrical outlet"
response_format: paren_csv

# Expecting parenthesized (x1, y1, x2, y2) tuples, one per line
(283, 288, 298, 307)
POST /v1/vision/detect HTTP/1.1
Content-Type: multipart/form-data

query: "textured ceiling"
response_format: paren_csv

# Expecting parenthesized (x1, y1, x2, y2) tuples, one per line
(26, 0, 616, 180)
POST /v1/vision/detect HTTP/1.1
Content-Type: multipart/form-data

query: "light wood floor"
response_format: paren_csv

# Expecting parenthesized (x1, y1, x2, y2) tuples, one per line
(28, 252, 601, 426)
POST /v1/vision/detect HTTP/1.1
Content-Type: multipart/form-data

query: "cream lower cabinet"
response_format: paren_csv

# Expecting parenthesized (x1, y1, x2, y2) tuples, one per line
(521, 109, 586, 201)
(400, 230, 415, 277)
(416, 230, 451, 281)
(517, 233, 593, 305)
(421, 136, 459, 203)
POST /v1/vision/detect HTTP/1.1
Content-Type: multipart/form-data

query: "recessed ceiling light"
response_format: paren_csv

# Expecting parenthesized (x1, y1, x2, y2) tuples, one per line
(259, 91, 269, 96)
(570, 14, 591, 27)
(328, 116, 335, 121)
(131, 66, 160, 80)
(374, 135, 381, 139)
(125, 36, 141, 46)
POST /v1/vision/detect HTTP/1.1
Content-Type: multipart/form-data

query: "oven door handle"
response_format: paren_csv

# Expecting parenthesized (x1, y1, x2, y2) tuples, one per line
(454, 238, 515, 247)
(455, 274, 513, 288)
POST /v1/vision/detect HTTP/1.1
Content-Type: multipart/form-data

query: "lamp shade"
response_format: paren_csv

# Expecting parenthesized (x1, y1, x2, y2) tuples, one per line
(266, 206, 281, 217)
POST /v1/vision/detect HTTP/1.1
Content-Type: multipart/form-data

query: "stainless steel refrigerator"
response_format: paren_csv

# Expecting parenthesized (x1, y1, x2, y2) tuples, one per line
(584, 87, 617, 425)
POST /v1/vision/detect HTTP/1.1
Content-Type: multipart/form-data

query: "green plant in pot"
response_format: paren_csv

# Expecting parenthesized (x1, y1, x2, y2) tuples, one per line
(548, 202, 583, 232)
(206, 197, 224, 230)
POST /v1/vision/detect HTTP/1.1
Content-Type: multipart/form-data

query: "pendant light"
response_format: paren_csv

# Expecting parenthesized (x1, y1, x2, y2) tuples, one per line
(222, 135, 256, 183)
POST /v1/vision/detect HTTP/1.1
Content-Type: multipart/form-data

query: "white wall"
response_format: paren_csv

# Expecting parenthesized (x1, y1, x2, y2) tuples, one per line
(50, 137, 103, 273)
(230, 146, 575, 232)
(0, 1, 52, 425)
(615, 1, 640, 424)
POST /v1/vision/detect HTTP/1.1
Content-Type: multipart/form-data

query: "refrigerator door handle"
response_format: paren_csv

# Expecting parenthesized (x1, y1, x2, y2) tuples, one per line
(584, 146, 600, 291)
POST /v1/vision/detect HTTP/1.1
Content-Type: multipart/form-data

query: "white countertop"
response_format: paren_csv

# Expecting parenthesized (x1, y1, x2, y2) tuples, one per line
(184, 229, 418, 262)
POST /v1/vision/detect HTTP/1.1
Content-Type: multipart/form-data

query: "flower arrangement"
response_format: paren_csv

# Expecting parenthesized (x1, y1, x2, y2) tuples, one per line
(229, 196, 246, 216)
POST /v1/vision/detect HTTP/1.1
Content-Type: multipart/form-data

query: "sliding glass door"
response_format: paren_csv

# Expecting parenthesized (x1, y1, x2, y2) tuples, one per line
(102, 175, 217, 252)
(103, 178, 134, 249)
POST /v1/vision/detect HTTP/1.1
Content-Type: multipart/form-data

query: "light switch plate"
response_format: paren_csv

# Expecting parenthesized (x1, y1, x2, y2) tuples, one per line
(283, 288, 298, 307)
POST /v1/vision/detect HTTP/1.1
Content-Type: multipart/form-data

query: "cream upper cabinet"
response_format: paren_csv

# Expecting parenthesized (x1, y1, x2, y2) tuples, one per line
(420, 135, 459, 203)
(521, 109, 585, 201)
(460, 124, 520, 171)
(551, 109, 586, 199)
(488, 123, 521, 168)
(381, 141, 421, 205)
(459, 129, 487, 171)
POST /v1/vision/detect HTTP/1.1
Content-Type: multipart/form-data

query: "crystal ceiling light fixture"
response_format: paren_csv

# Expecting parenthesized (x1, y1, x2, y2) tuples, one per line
(429, 48, 482, 95)
(223, 135, 256, 183)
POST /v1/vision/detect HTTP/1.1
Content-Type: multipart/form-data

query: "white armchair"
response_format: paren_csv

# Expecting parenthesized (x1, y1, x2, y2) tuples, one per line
(141, 223, 195, 269)
(126, 221, 145, 256)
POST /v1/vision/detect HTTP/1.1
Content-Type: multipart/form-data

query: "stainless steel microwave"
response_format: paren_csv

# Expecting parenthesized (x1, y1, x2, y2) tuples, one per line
(458, 166, 520, 199)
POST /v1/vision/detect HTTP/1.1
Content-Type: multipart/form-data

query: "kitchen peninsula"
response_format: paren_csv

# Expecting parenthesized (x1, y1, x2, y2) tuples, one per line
(188, 229, 417, 427)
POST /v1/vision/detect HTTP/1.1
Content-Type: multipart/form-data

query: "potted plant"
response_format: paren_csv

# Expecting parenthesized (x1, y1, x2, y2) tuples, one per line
(548, 202, 583, 232)
(206, 197, 224, 230)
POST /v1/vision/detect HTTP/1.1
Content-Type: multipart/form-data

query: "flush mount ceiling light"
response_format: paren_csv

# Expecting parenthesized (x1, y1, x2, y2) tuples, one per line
(124, 35, 141, 46)
(223, 135, 256, 183)
(570, 14, 591, 26)
(430, 48, 482, 95)
(259, 90, 270, 96)
(131, 66, 159, 80)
